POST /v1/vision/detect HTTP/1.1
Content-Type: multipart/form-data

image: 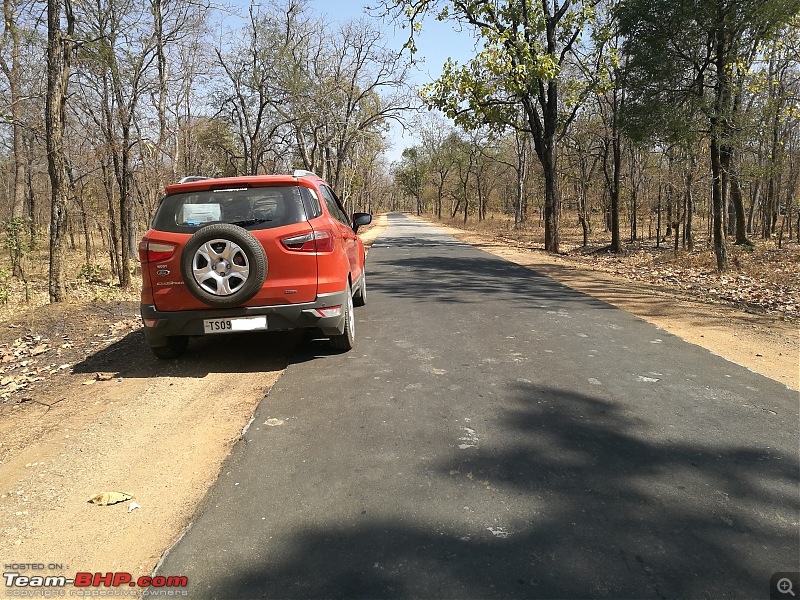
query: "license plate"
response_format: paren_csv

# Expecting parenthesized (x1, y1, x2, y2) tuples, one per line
(203, 316, 267, 334)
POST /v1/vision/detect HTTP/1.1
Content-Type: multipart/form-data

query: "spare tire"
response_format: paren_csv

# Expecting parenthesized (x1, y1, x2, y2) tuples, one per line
(180, 223, 267, 308)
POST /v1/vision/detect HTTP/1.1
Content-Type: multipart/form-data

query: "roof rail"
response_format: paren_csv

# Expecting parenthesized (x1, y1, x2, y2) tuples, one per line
(292, 169, 318, 178)
(177, 176, 211, 184)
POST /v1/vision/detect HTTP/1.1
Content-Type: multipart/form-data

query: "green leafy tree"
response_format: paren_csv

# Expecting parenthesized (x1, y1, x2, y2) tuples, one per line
(752, 19, 800, 240)
(384, 0, 600, 253)
(617, 0, 800, 270)
(394, 146, 428, 214)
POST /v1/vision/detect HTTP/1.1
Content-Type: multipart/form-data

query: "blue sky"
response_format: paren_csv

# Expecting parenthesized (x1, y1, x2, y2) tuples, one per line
(304, 0, 478, 85)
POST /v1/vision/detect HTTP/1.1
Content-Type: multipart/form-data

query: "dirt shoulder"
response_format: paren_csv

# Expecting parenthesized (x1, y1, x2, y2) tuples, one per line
(0, 309, 291, 574)
(411, 215, 799, 392)
(0, 215, 389, 579)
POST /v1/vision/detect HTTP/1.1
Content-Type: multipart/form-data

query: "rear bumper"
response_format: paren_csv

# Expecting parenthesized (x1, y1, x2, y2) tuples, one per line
(140, 290, 348, 347)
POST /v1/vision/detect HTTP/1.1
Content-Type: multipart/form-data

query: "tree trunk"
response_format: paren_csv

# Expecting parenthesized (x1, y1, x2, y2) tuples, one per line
(153, 0, 168, 169)
(685, 168, 694, 251)
(437, 182, 444, 220)
(477, 180, 484, 222)
(607, 82, 622, 252)
(747, 181, 759, 235)
(579, 188, 589, 247)
(729, 165, 749, 245)
(708, 22, 731, 272)
(117, 123, 133, 288)
(541, 148, 560, 252)
(656, 184, 662, 248)
(796, 207, 800, 243)
(101, 159, 120, 279)
(523, 78, 560, 252)
(514, 137, 527, 229)
(628, 146, 643, 243)
(665, 179, 673, 238)
(46, 0, 74, 303)
(630, 185, 638, 243)
(710, 135, 728, 272)
(1, 0, 26, 223)
(24, 132, 35, 243)
(608, 141, 621, 252)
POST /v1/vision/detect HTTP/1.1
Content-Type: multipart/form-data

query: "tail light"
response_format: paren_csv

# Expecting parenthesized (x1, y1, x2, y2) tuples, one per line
(139, 240, 178, 263)
(281, 229, 335, 253)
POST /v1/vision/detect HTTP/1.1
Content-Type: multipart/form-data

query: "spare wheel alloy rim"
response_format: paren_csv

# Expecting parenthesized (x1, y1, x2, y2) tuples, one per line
(191, 238, 250, 296)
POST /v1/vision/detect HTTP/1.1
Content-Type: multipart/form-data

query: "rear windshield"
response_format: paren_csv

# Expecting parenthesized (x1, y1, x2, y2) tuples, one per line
(151, 185, 308, 233)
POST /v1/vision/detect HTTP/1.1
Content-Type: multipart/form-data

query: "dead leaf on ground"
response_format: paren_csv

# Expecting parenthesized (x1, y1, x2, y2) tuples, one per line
(88, 492, 132, 506)
(95, 372, 114, 381)
(30, 344, 49, 356)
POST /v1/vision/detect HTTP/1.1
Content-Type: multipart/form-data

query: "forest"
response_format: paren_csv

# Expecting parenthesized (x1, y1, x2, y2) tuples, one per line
(0, 0, 798, 304)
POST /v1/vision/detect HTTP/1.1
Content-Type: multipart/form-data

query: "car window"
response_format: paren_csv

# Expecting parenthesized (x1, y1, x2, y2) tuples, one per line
(151, 186, 308, 233)
(302, 187, 323, 219)
(319, 185, 350, 226)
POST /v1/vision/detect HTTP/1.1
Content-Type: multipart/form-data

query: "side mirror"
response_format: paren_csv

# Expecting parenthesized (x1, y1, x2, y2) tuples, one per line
(352, 212, 372, 233)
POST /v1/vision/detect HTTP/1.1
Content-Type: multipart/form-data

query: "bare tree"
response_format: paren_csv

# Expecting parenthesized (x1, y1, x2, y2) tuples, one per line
(418, 114, 458, 220)
(0, 0, 27, 221)
(46, 0, 74, 302)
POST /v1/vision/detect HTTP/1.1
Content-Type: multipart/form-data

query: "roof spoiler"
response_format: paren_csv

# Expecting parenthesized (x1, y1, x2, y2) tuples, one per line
(292, 169, 318, 178)
(177, 176, 211, 184)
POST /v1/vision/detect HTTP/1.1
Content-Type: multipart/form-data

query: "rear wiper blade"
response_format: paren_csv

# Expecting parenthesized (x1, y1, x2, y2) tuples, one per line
(229, 218, 273, 227)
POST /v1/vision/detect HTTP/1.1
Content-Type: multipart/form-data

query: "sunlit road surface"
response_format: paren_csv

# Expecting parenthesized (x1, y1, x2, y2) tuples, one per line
(157, 213, 799, 599)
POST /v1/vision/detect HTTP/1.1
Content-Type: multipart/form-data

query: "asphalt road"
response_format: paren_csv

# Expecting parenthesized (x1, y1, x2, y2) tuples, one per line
(156, 213, 799, 599)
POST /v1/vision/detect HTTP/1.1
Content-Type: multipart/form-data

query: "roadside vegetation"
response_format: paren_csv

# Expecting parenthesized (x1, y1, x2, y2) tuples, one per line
(0, 0, 796, 317)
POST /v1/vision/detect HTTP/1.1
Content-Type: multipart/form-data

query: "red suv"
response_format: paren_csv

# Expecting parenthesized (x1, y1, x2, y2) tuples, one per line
(138, 171, 371, 358)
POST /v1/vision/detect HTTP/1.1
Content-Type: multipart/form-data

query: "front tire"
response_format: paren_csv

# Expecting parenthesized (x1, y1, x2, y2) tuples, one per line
(330, 283, 355, 351)
(353, 272, 367, 307)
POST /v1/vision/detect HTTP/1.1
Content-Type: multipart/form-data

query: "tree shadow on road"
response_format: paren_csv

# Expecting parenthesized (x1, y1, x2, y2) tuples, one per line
(369, 251, 616, 311)
(177, 383, 799, 599)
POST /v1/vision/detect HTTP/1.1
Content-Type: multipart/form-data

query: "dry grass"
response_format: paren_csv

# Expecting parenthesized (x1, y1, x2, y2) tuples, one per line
(0, 236, 141, 328)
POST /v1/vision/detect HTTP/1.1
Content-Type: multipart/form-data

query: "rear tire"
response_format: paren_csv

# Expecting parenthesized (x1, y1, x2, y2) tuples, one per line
(150, 336, 189, 359)
(329, 283, 355, 351)
(353, 272, 367, 307)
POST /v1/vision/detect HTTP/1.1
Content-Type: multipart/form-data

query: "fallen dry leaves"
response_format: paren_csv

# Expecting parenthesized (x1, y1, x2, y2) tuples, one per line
(0, 319, 140, 402)
(563, 249, 799, 318)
